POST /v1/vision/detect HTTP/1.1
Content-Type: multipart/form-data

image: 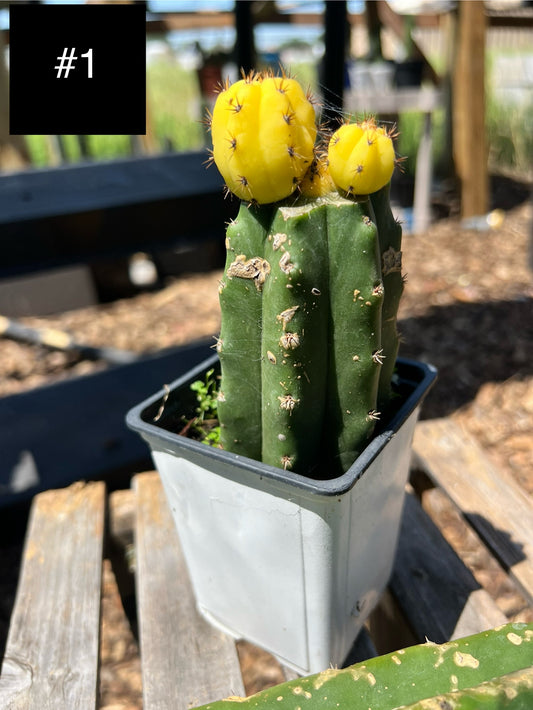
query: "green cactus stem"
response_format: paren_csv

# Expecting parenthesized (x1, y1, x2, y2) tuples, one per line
(194, 622, 533, 710)
(217, 193, 384, 477)
(217, 202, 273, 459)
(261, 199, 329, 474)
(324, 196, 383, 475)
(370, 182, 404, 413)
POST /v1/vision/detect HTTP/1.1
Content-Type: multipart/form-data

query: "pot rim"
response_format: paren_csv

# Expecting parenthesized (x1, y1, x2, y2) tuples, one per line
(126, 355, 436, 496)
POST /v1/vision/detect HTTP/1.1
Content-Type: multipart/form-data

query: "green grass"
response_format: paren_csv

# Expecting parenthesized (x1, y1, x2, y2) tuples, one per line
(26, 132, 138, 167)
(147, 60, 204, 151)
(486, 95, 533, 180)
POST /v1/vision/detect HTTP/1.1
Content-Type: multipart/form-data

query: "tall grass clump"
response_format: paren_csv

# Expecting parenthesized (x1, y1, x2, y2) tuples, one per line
(486, 96, 533, 180)
(146, 59, 204, 151)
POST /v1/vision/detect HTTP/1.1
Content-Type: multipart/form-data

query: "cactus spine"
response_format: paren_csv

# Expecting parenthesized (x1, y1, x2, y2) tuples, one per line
(211, 72, 402, 476)
(194, 622, 533, 710)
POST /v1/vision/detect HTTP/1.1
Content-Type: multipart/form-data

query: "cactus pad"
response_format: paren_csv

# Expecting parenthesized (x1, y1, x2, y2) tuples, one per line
(195, 622, 533, 710)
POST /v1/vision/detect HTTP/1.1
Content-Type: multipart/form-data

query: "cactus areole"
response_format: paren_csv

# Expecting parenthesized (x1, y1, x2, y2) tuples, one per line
(210, 71, 400, 478)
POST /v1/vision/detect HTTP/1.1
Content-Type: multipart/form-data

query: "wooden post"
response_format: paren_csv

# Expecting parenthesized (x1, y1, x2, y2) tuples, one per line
(365, 1, 383, 61)
(235, 0, 255, 75)
(322, 0, 347, 129)
(413, 111, 433, 233)
(452, 1, 488, 218)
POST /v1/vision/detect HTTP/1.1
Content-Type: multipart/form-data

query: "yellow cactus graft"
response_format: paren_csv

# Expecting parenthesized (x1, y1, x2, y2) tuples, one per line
(328, 118, 395, 196)
(210, 73, 317, 204)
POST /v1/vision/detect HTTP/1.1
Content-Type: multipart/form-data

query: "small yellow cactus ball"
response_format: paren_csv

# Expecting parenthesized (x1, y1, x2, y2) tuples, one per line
(328, 119, 395, 196)
(210, 73, 317, 204)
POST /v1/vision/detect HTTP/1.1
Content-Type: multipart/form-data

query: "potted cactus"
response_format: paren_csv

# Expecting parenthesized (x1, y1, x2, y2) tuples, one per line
(127, 71, 436, 675)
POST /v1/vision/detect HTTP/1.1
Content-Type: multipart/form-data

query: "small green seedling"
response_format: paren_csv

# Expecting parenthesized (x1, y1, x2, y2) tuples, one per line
(185, 368, 221, 446)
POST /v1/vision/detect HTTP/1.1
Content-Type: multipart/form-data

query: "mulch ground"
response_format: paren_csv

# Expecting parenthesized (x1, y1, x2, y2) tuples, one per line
(0, 185, 531, 708)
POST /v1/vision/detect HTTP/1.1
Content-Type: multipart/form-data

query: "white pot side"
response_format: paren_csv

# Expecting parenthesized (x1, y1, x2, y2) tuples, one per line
(127, 354, 436, 675)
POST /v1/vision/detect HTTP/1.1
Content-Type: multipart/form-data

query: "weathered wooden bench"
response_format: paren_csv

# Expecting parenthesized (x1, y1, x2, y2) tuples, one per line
(0, 418, 532, 709)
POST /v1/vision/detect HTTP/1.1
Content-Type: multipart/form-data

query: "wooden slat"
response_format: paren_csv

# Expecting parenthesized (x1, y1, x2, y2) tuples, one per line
(345, 87, 443, 114)
(389, 492, 507, 645)
(134, 472, 245, 710)
(413, 418, 533, 605)
(0, 481, 106, 710)
(0, 153, 222, 226)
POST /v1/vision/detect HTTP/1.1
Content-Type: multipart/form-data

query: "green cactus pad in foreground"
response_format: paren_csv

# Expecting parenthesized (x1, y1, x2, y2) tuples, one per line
(194, 623, 533, 710)
(399, 667, 533, 709)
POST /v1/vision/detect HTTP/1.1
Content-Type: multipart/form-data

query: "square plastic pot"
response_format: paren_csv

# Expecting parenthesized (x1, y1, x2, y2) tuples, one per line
(127, 355, 436, 675)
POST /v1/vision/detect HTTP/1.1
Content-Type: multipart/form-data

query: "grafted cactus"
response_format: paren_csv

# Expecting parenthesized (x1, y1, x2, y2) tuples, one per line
(211, 72, 400, 476)
(194, 622, 533, 710)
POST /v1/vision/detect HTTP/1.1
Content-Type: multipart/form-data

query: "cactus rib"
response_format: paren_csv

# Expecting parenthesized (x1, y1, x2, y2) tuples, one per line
(370, 182, 404, 412)
(324, 196, 383, 474)
(217, 203, 274, 458)
(261, 200, 329, 473)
